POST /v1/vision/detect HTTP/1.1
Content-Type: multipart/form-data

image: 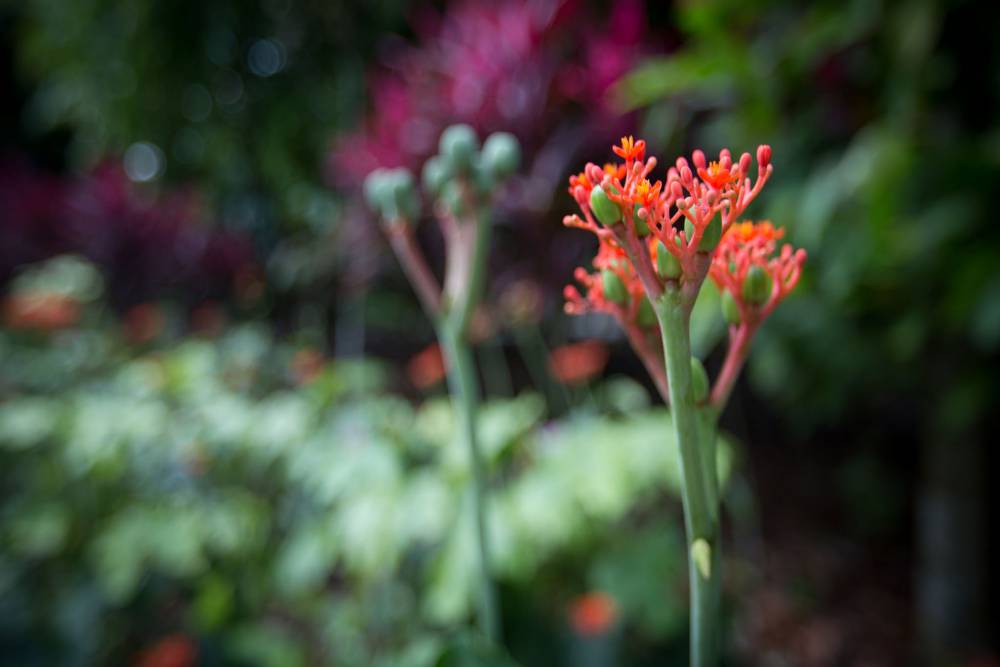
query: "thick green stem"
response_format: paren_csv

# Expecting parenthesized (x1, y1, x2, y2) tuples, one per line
(655, 289, 720, 667)
(437, 206, 500, 642)
(439, 323, 499, 642)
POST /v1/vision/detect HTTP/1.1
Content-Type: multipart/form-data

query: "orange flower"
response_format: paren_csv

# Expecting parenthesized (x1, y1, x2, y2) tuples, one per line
(568, 592, 618, 637)
(290, 347, 326, 385)
(612, 135, 645, 162)
(710, 220, 806, 321)
(697, 161, 738, 189)
(548, 341, 609, 385)
(407, 342, 446, 389)
(134, 634, 198, 667)
(724, 220, 783, 244)
(190, 302, 225, 338)
(603, 162, 627, 180)
(123, 303, 164, 345)
(2, 292, 79, 331)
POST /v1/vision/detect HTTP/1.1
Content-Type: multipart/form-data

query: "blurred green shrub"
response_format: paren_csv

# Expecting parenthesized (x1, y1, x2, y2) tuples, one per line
(614, 0, 999, 440)
(0, 256, 723, 665)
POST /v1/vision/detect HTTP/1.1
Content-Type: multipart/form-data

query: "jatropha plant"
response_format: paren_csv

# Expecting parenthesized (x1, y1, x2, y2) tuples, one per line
(364, 125, 520, 643)
(562, 137, 806, 665)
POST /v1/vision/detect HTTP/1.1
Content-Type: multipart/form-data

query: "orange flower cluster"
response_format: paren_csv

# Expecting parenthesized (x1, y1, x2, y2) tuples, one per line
(563, 237, 652, 324)
(564, 136, 774, 284)
(563, 138, 806, 407)
(709, 221, 807, 326)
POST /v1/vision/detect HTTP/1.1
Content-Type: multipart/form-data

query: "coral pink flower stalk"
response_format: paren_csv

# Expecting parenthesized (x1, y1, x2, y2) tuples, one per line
(708, 221, 807, 406)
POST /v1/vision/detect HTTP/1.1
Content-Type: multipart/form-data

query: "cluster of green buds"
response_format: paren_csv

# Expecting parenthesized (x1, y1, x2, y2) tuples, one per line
(364, 124, 520, 225)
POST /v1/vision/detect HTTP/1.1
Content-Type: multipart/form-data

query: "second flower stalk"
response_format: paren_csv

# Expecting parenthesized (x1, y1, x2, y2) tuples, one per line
(365, 125, 520, 643)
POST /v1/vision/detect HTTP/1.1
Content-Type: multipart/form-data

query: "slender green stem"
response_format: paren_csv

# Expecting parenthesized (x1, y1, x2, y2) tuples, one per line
(655, 288, 720, 667)
(439, 323, 499, 642)
(439, 206, 500, 642)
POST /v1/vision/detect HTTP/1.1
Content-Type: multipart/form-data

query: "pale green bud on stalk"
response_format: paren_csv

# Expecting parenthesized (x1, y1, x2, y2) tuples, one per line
(363, 168, 391, 212)
(388, 168, 419, 220)
(633, 205, 651, 236)
(685, 218, 723, 252)
(481, 132, 520, 180)
(422, 156, 450, 197)
(589, 186, 621, 226)
(439, 124, 479, 173)
(742, 265, 772, 305)
(601, 268, 628, 304)
(690, 357, 709, 402)
(691, 539, 712, 580)
(441, 179, 466, 217)
(656, 240, 682, 279)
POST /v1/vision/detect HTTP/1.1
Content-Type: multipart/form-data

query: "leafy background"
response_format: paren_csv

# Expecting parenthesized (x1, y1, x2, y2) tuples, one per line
(0, 0, 997, 665)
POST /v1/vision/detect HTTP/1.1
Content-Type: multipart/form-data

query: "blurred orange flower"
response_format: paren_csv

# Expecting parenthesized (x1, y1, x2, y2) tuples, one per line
(3, 292, 79, 331)
(548, 341, 609, 385)
(568, 591, 618, 637)
(133, 634, 198, 667)
(408, 343, 446, 390)
(123, 303, 164, 345)
(290, 347, 326, 386)
(190, 302, 225, 338)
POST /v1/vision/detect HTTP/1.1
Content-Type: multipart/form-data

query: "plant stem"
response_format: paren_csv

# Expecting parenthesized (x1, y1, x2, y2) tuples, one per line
(655, 288, 720, 667)
(439, 322, 499, 642)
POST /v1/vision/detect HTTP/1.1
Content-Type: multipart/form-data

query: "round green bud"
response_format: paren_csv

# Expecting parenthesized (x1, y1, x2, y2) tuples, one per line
(601, 269, 628, 304)
(633, 205, 651, 236)
(363, 169, 392, 214)
(656, 240, 682, 279)
(721, 289, 741, 325)
(637, 297, 657, 327)
(742, 265, 772, 305)
(421, 156, 451, 197)
(690, 357, 709, 402)
(439, 124, 479, 172)
(686, 218, 722, 252)
(481, 132, 520, 180)
(387, 168, 419, 220)
(590, 186, 622, 226)
(699, 217, 722, 251)
(470, 155, 495, 195)
(441, 179, 466, 217)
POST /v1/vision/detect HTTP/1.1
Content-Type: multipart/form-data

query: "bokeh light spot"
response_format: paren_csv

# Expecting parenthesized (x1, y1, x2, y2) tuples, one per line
(123, 142, 165, 182)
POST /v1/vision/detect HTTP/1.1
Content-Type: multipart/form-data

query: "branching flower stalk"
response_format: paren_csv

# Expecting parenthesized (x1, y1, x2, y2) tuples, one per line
(563, 137, 806, 665)
(364, 126, 520, 643)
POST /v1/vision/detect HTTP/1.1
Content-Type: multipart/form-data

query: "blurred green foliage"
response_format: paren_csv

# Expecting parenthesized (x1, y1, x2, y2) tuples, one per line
(5, 0, 408, 234)
(0, 256, 734, 665)
(617, 0, 999, 440)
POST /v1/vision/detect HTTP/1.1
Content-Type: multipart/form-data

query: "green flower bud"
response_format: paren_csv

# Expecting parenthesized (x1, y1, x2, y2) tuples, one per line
(699, 217, 722, 251)
(421, 156, 450, 197)
(387, 168, 419, 220)
(439, 124, 478, 173)
(721, 289, 741, 325)
(656, 241, 682, 279)
(690, 357, 709, 402)
(684, 218, 722, 252)
(470, 155, 495, 195)
(441, 179, 466, 217)
(691, 538, 712, 580)
(481, 132, 520, 180)
(590, 186, 621, 226)
(633, 205, 651, 236)
(637, 297, 657, 327)
(601, 269, 628, 304)
(363, 169, 392, 214)
(742, 265, 772, 305)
